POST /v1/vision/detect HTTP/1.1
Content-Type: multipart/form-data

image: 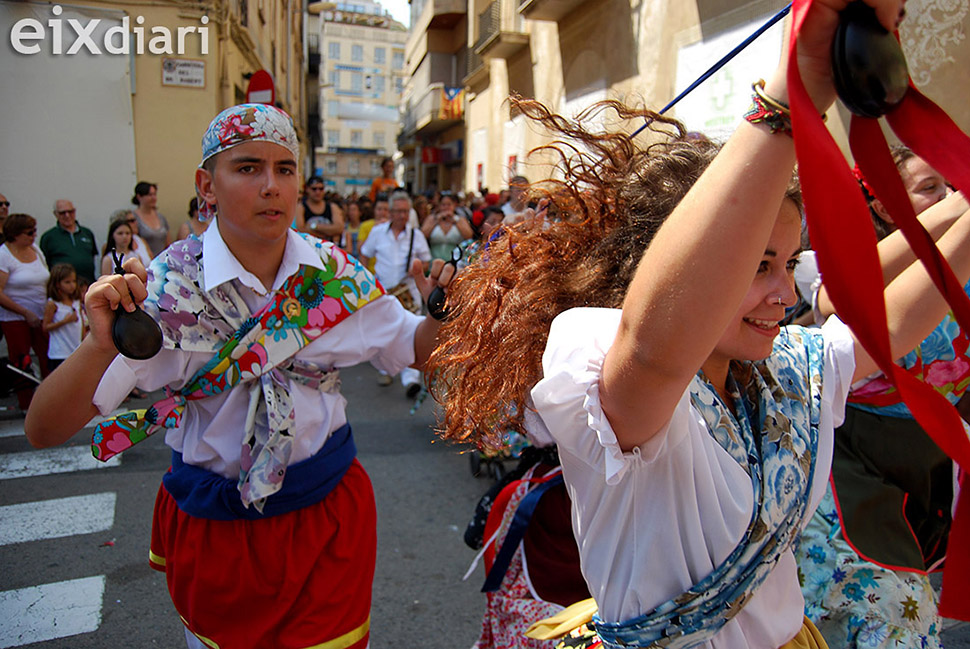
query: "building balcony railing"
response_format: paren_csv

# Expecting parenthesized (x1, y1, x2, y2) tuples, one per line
(463, 47, 488, 87)
(474, 0, 528, 60)
(399, 81, 464, 141)
(516, 0, 585, 22)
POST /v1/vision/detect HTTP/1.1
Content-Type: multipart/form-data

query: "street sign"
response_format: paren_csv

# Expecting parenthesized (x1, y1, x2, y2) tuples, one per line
(246, 70, 275, 104)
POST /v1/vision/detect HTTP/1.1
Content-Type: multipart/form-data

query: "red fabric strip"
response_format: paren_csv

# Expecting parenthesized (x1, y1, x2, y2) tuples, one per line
(788, 0, 970, 620)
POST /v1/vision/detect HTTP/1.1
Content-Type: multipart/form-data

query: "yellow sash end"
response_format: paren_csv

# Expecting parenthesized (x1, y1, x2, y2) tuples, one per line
(525, 598, 598, 640)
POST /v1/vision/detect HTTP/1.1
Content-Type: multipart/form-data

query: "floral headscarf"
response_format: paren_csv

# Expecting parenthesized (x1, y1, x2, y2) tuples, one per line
(197, 103, 300, 221)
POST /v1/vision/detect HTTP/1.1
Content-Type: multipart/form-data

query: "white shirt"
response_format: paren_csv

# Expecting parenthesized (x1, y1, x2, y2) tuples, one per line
(531, 308, 856, 649)
(47, 299, 83, 359)
(0, 244, 49, 321)
(93, 222, 422, 478)
(358, 222, 431, 300)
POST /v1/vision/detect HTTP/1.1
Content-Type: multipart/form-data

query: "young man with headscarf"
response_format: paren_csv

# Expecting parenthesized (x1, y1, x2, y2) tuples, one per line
(25, 104, 454, 649)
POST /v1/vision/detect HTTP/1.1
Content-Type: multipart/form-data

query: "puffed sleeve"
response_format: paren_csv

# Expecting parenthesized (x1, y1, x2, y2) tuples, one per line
(531, 308, 693, 485)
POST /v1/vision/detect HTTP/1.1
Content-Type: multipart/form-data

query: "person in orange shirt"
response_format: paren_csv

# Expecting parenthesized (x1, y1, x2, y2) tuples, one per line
(368, 157, 398, 202)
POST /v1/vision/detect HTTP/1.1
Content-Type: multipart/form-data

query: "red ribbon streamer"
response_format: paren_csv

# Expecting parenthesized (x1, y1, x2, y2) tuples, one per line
(788, 0, 970, 620)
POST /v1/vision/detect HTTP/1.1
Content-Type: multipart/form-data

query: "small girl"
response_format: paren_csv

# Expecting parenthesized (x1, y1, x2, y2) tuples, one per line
(42, 264, 84, 372)
(101, 218, 138, 276)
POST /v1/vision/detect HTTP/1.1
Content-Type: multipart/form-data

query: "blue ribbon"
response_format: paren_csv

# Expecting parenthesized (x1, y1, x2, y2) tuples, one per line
(631, 3, 792, 138)
(481, 473, 565, 592)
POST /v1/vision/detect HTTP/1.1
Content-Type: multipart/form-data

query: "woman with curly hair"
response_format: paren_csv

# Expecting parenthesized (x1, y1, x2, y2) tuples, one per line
(427, 1, 968, 647)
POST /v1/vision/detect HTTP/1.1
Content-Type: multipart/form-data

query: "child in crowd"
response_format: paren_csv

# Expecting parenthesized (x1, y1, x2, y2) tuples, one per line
(42, 263, 84, 372)
(25, 103, 454, 649)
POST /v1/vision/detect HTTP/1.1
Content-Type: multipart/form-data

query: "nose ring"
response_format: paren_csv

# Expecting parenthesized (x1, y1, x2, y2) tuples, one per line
(773, 296, 784, 305)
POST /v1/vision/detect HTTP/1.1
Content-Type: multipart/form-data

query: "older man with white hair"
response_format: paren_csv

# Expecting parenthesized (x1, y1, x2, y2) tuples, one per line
(39, 199, 98, 283)
(359, 190, 431, 396)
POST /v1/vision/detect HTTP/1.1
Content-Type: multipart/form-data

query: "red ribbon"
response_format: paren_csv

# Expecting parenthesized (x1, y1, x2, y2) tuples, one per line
(789, 0, 970, 620)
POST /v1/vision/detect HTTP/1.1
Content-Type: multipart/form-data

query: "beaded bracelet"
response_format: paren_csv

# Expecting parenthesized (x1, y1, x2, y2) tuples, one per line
(744, 79, 827, 136)
(744, 80, 793, 136)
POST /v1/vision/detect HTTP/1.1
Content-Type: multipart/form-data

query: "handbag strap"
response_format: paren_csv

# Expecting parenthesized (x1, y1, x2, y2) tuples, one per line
(405, 227, 415, 273)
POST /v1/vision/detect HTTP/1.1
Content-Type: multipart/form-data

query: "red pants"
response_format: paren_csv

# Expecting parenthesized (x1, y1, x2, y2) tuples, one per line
(150, 459, 376, 649)
(1, 320, 48, 410)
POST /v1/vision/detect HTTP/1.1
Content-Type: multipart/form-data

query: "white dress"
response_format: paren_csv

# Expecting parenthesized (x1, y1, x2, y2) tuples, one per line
(530, 308, 857, 648)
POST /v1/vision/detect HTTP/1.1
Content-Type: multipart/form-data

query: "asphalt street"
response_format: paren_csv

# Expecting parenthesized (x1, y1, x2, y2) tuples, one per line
(0, 360, 968, 648)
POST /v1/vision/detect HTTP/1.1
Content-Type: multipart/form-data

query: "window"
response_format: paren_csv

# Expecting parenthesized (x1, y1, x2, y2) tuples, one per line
(374, 47, 386, 64)
(349, 159, 360, 175)
(394, 76, 403, 94)
(375, 76, 385, 93)
(371, 159, 380, 175)
(325, 159, 337, 175)
(329, 70, 340, 89)
(374, 132, 385, 149)
(351, 44, 363, 62)
(327, 100, 339, 117)
(328, 41, 340, 60)
(327, 130, 339, 147)
(350, 131, 362, 146)
(351, 72, 362, 92)
(392, 51, 404, 70)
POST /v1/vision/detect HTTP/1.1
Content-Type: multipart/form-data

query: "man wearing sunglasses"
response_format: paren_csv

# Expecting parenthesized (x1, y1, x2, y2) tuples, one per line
(39, 199, 98, 283)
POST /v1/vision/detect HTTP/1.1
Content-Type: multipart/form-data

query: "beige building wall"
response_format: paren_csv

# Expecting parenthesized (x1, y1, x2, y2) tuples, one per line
(462, 0, 970, 193)
(315, 7, 407, 195)
(14, 0, 306, 238)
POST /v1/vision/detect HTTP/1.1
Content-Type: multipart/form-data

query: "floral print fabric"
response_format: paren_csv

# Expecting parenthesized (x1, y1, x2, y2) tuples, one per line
(797, 487, 942, 648)
(849, 282, 970, 417)
(91, 235, 384, 512)
(591, 327, 826, 649)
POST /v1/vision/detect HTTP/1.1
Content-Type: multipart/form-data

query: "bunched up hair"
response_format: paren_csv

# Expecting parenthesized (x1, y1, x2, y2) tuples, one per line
(426, 97, 800, 450)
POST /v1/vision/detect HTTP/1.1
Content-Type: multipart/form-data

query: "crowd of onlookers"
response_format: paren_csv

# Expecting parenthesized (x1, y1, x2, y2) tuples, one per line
(0, 174, 531, 410)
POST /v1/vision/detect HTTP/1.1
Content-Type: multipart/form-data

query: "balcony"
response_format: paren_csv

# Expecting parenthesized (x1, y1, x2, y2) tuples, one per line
(400, 82, 465, 140)
(428, 0, 466, 30)
(474, 0, 529, 60)
(463, 47, 488, 87)
(517, 0, 585, 21)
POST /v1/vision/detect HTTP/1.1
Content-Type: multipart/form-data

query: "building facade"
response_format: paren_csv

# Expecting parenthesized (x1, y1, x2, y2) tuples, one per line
(397, 0, 468, 195)
(310, 0, 407, 196)
(1, 0, 306, 241)
(398, 0, 970, 196)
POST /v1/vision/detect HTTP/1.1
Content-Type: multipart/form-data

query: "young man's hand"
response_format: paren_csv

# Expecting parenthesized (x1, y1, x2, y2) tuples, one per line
(85, 258, 149, 355)
(410, 258, 455, 305)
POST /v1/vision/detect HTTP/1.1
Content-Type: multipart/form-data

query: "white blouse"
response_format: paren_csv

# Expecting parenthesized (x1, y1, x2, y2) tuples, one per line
(531, 308, 856, 648)
(93, 224, 422, 478)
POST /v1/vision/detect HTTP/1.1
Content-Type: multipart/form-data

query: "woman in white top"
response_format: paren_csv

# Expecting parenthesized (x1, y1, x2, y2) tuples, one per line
(0, 213, 50, 409)
(427, 2, 970, 647)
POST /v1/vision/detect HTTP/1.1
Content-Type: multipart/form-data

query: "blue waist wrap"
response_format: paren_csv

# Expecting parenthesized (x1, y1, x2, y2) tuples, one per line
(162, 423, 356, 521)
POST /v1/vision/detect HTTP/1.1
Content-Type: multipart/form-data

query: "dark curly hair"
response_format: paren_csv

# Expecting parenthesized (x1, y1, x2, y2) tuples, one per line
(427, 97, 801, 450)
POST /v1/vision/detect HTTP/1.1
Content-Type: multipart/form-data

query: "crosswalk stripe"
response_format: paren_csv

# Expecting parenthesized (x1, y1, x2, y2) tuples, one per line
(0, 576, 105, 647)
(0, 446, 120, 481)
(0, 493, 116, 546)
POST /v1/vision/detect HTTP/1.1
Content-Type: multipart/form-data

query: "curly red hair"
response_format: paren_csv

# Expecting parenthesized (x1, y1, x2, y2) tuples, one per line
(426, 97, 732, 449)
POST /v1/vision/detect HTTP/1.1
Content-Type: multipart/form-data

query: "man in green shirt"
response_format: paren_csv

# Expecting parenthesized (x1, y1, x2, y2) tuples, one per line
(40, 199, 99, 283)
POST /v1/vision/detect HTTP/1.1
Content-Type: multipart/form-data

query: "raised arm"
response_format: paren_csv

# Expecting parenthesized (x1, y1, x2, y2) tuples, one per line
(851, 207, 970, 381)
(598, 0, 904, 450)
(818, 191, 968, 317)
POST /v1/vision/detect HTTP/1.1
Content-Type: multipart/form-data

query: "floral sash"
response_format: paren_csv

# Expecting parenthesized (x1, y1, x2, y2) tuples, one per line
(593, 327, 825, 648)
(91, 235, 385, 512)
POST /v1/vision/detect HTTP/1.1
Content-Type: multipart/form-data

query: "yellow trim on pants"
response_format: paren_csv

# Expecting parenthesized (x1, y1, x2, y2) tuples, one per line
(181, 614, 370, 649)
(304, 615, 370, 649)
(148, 549, 166, 567)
